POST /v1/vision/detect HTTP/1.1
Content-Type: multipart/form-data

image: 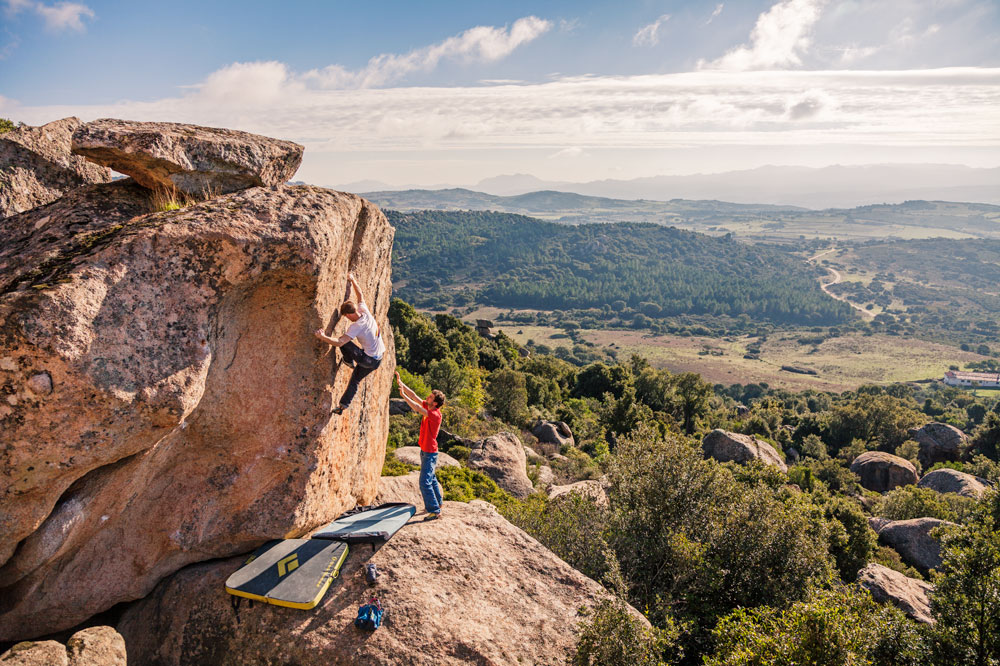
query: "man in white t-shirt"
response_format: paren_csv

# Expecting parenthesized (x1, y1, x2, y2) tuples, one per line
(315, 272, 386, 415)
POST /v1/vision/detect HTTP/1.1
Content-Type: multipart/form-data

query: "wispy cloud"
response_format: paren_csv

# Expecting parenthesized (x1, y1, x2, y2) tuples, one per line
(701, 0, 825, 70)
(706, 4, 724, 25)
(633, 14, 671, 47)
(303, 16, 552, 89)
(3, 0, 94, 32)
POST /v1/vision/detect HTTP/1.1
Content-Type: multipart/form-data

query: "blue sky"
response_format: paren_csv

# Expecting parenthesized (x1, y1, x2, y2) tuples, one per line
(2, 0, 999, 186)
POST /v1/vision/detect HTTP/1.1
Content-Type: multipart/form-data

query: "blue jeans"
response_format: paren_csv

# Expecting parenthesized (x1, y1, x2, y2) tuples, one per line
(419, 451, 443, 514)
(339, 341, 382, 408)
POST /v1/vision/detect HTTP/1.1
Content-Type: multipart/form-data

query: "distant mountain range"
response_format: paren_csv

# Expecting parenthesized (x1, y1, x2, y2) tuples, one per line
(335, 164, 1000, 209)
(361, 188, 1000, 242)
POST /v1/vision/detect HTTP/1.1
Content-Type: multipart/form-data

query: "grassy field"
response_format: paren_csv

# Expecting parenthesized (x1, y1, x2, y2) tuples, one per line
(487, 322, 985, 392)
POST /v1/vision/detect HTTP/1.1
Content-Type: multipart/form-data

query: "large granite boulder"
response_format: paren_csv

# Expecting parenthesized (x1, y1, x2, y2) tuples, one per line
(531, 420, 575, 448)
(393, 446, 461, 468)
(0, 626, 126, 666)
(548, 480, 608, 507)
(0, 180, 395, 640)
(71, 119, 303, 197)
(857, 563, 934, 624)
(468, 432, 534, 498)
(917, 468, 990, 499)
(702, 429, 787, 473)
(850, 451, 918, 493)
(0, 117, 111, 218)
(536, 464, 555, 488)
(874, 517, 956, 572)
(116, 501, 636, 665)
(909, 422, 967, 467)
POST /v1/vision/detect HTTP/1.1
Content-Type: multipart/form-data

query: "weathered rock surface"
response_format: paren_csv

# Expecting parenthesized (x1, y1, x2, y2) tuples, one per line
(909, 422, 967, 467)
(0, 182, 395, 640)
(524, 445, 544, 462)
(468, 432, 534, 498)
(531, 420, 574, 448)
(117, 501, 629, 665)
(0, 118, 111, 218)
(702, 429, 787, 473)
(917, 468, 990, 499)
(548, 480, 608, 507)
(857, 563, 934, 624)
(874, 517, 956, 572)
(0, 626, 126, 665)
(375, 472, 443, 510)
(71, 119, 303, 197)
(393, 446, 460, 468)
(536, 464, 555, 488)
(850, 451, 918, 493)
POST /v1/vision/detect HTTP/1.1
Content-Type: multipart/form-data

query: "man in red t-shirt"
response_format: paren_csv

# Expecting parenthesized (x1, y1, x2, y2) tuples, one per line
(395, 371, 446, 519)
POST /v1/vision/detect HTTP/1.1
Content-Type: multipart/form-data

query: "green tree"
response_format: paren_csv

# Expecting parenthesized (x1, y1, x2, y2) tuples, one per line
(0, 118, 16, 134)
(485, 368, 529, 425)
(928, 490, 1000, 666)
(426, 357, 467, 397)
(673, 372, 713, 434)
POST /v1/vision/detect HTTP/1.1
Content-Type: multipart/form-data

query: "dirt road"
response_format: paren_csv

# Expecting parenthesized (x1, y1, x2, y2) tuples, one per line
(808, 249, 874, 319)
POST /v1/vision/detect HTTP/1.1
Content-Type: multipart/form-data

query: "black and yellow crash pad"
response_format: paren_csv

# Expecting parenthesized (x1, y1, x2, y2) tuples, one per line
(224, 539, 348, 609)
(313, 502, 416, 544)
(224, 503, 415, 610)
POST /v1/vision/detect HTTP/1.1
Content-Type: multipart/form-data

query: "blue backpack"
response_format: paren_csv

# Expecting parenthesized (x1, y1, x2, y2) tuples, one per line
(354, 597, 383, 631)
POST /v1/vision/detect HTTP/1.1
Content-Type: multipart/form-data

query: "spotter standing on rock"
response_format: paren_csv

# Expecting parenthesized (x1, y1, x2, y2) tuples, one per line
(395, 371, 446, 519)
(315, 272, 385, 415)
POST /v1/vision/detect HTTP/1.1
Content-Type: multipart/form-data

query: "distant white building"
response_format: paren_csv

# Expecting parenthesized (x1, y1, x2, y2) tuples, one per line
(944, 370, 1000, 389)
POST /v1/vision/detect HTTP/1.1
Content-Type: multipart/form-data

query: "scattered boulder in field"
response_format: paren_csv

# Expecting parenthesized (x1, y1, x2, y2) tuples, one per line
(468, 432, 534, 498)
(375, 472, 439, 509)
(0, 626, 126, 666)
(116, 501, 636, 666)
(1, 117, 111, 218)
(548, 480, 608, 507)
(909, 422, 967, 467)
(531, 420, 575, 448)
(524, 445, 544, 463)
(0, 180, 395, 641)
(850, 451, 918, 493)
(917, 468, 990, 499)
(702, 429, 788, 472)
(536, 464, 555, 488)
(71, 119, 303, 197)
(868, 517, 892, 533)
(874, 517, 956, 572)
(393, 446, 460, 468)
(857, 563, 934, 624)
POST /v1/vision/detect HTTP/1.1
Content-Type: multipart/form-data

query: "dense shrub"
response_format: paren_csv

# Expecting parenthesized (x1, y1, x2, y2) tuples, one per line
(875, 485, 977, 524)
(706, 587, 923, 666)
(573, 599, 680, 666)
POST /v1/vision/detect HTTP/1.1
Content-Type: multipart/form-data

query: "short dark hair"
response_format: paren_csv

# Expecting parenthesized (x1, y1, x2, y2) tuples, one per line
(340, 301, 357, 316)
(431, 390, 446, 407)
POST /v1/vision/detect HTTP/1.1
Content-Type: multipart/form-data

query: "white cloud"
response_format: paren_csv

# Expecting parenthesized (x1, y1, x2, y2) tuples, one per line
(4, 0, 94, 32)
(36, 2, 93, 31)
(633, 14, 671, 47)
(707, 4, 724, 24)
(306, 16, 552, 89)
(3, 0, 33, 15)
(702, 0, 825, 70)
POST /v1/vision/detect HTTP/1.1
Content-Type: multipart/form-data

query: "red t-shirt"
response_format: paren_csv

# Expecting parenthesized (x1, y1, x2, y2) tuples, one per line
(418, 406, 442, 453)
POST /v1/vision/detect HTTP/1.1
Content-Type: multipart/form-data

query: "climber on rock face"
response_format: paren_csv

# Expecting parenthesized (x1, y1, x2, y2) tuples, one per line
(315, 272, 385, 415)
(395, 371, 446, 519)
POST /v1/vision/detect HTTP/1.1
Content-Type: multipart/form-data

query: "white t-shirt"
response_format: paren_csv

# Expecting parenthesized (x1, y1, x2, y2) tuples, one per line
(346, 302, 385, 359)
